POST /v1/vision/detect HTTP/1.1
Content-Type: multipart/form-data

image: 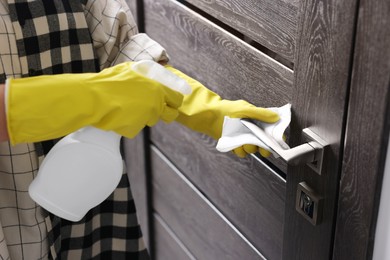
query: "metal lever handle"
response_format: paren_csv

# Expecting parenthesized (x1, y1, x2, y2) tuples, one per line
(240, 120, 327, 174)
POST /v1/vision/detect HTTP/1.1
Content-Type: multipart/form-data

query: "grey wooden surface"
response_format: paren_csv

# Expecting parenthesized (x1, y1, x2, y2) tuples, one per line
(151, 146, 267, 260)
(151, 121, 285, 259)
(144, 0, 288, 258)
(332, 0, 390, 258)
(121, 0, 390, 259)
(154, 213, 194, 260)
(144, 0, 293, 108)
(282, 0, 359, 259)
(183, 0, 298, 62)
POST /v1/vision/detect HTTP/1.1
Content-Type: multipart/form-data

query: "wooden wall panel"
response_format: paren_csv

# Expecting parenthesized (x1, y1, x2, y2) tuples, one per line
(151, 146, 267, 259)
(183, 0, 298, 61)
(144, 0, 293, 108)
(151, 122, 285, 259)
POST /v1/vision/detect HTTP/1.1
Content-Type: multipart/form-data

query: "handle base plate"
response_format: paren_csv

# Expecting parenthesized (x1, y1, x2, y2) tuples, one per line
(302, 128, 327, 175)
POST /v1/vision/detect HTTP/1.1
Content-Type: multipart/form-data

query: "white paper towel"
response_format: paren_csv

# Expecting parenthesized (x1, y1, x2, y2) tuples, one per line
(216, 103, 291, 157)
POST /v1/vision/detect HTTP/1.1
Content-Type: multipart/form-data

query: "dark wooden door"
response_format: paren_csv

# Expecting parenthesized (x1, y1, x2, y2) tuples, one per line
(122, 0, 378, 259)
(282, 0, 359, 258)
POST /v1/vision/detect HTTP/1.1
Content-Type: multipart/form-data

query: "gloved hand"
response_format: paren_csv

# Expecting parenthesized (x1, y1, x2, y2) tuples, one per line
(6, 62, 184, 145)
(233, 144, 272, 158)
(165, 65, 279, 158)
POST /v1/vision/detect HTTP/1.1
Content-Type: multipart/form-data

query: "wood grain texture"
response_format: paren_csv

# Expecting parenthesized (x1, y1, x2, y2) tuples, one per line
(183, 0, 298, 62)
(151, 121, 285, 260)
(144, 0, 293, 108)
(332, 0, 390, 258)
(145, 2, 288, 258)
(282, 0, 358, 259)
(123, 133, 150, 249)
(151, 146, 267, 260)
(154, 213, 195, 260)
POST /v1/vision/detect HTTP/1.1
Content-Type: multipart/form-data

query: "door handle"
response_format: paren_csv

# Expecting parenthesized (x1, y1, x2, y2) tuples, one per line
(240, 120, 328, 175)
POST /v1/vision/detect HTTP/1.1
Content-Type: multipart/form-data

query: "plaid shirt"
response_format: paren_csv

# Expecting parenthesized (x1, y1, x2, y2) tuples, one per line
(0, 0, 168, 259)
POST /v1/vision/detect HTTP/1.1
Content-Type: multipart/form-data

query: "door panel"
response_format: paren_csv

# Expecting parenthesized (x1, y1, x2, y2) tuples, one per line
(154, 213, 194, 260)
(144, 0, 292, 176)
(183, 0, 298, 61)
(283, 0, 358, 258)
(151, 146, 266, 259)
(123, 0, 362, 259)
(151, 122, 285, 259)
(145, 0, 287, 256)
(144, 0, 293, 107)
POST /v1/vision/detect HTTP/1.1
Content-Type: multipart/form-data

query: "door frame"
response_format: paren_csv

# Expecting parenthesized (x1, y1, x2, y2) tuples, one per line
(332, 0, 390, 258)
(283, 0, 359, 258)
(283, 0, 390, 259)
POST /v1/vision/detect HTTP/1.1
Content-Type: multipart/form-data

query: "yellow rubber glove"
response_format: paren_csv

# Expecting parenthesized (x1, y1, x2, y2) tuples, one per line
(6, 62, 184, 145)
(233, 144, 272, 158)
(165, 66, 279, 157)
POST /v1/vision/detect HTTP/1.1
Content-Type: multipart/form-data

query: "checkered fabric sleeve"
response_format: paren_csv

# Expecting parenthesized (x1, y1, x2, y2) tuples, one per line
(0, 0, 101, 259)
(0, 0, 168, 259)
(0, 141, 49, 260)
(48, 167, 150, 260)
(83, 0, 169, 68)
(7, 0, 99, 76)
(0, 0, 168, 260)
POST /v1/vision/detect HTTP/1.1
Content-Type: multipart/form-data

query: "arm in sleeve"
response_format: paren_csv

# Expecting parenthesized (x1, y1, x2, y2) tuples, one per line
(83, 0, 169, 69)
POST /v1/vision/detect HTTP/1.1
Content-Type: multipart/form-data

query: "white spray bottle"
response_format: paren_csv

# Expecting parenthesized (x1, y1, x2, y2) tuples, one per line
(28, 60, 191, 221)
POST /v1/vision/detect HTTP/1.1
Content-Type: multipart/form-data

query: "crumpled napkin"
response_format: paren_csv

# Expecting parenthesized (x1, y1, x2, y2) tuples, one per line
(216, 103, 291, 157)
